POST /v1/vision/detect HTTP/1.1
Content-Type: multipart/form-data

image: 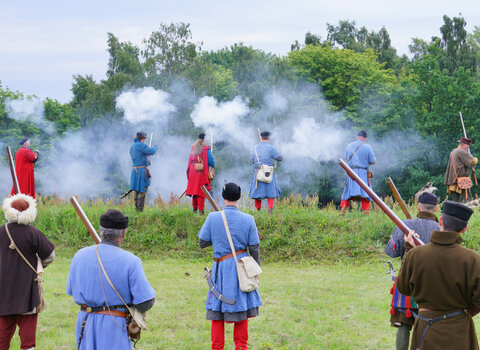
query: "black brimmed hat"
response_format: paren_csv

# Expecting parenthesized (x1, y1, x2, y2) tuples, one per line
(418, 193, 438, 205)
(136, 131, 147, 139)
(198, 133, 206, 140)
(443, 200, 473, 222)
(260, 131, 271, 137)
(357, 130, 367, 138)
(222, 182, 241, 201)
(19, 137, 29, 145)
(100, 209, 129, 229)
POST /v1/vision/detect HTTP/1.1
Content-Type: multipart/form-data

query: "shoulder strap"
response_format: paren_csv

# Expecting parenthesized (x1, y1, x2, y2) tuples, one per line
(347, 142, 365, 163)
(451, 152, 459, 181)
(5, 224, 38, 275)
(219, 211, 238, 264)
(95, 246, 134, 315)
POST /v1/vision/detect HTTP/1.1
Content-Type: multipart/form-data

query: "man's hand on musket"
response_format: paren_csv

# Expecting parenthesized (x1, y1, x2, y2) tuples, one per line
(405, 230, 420, 247)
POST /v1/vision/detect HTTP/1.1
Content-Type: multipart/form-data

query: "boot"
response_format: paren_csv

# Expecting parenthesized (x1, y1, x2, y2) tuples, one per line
(193, 209, 198, 214)
(199, 210, 205, 216)
(340, 207, 347, 216)
(137, 195, 145, 212)
(134, 198, 139, 211)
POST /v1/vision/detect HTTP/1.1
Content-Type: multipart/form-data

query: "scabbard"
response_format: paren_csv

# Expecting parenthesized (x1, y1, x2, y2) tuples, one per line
(204, 268, 236, 305)
(119, 189, 133, 199)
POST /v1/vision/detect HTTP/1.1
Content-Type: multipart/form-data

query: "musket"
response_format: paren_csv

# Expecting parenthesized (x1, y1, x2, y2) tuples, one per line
(460, 112, 478, 185)
(70, 196, 101, 244)
(201, 185, 220, 211)
(257, 128, 262, 143)
(148, 132, 153, 166)
(339, 159, 424, 246)
(179, 189, 187, 199)
(6, 146, 20, 194)
(386, 177, 412, 219)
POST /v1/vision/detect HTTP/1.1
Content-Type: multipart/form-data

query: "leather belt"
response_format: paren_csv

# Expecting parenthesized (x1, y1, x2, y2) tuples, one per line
(214, 249, 247, 262)
(133, 166, 149, 180)
(81, 304, 126, 318)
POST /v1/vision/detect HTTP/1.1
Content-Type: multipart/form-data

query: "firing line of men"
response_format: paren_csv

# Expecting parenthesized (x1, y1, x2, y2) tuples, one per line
(2, 129, 480, 349)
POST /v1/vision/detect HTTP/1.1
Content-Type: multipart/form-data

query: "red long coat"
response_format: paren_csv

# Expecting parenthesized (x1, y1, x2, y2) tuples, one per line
(11, 147, 37, 198)
(186, 146, 211, 197)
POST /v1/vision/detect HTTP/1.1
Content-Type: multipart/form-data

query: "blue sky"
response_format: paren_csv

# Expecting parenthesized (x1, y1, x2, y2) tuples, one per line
(1, 0, 480, 102)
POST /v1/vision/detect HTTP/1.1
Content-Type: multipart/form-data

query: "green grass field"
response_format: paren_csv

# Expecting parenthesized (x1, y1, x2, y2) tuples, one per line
(4, 197, 480, 349)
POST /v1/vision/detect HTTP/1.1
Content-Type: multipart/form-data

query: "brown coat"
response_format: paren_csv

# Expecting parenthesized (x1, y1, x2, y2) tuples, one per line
(397, 230, 480, 349)
(444, 147, 476, 185)
(0, 223, 54, 316)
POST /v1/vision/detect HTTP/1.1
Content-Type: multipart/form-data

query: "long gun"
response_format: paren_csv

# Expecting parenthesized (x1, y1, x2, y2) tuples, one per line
(70, 196, 101, 244)
(148, 132, 153, 166)
(339, 159, 424, 245)
(460, 112, 478, 185)
(6, 146, 20, 194)
(257, 128, 262, 143)
(201, 185, 220, 211)
(386, 177, 412, 219)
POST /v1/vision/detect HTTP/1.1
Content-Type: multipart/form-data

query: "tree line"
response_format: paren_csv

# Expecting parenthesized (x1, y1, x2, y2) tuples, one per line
(2, 15, 480, 201)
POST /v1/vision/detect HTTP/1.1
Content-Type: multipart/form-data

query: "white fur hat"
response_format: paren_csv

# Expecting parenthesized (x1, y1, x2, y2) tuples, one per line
(2, 193, 37, 225)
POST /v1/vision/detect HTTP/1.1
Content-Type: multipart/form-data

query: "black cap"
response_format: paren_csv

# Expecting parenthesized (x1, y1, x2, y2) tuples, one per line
(418, 193, 438, 205)
(357, 130, 367, 138)
(222, 182, 241, 201)
(198, 133, 206, 140)
(136, 131, 147, 139)
(100, 209, 129, 229)
(443, 200, 473, 221)
(19, 137, 29, 145)
(260, 131, 271, 137)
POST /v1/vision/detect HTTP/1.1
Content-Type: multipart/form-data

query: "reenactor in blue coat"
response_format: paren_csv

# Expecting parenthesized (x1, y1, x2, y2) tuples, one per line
(199, 183, 262, 349)
(340, 130, 376, 215)
(129, 131, 157, 212)
(249, 131, 283, 213)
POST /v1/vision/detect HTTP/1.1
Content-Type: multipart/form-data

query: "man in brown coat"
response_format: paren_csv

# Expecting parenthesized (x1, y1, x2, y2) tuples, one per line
(0, 194, 55, 350)
(444, 137, 478, 202)
(397, 200, 479, 349)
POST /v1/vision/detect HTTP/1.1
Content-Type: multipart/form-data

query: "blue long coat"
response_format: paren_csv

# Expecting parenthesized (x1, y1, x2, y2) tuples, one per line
(129, 139, 157, 192)
(66, 243, 155, 350)
(341, 140, 376, 201)
(198, 207, 262, 314)
(249, 142, 282, 199)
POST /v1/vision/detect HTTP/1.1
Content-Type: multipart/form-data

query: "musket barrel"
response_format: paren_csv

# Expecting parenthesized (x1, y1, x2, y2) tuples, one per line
(6, 146, 20, 194)
(339, 159, 424, 246)
(386, 177, 412, 219)
(70, 196, 101, 244)
(201, 185, 220, 211)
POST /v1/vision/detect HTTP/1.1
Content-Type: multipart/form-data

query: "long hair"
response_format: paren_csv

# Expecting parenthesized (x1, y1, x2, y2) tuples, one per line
(192, 139, 206, 156)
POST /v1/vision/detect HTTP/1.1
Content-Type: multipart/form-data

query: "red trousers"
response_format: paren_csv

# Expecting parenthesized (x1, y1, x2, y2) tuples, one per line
(0, 314, 38, 350)
(254, 198, 274, 210)
(211, 319, 248, 349)
(192, 195, 205, 210)
(340, 199, 370, 211)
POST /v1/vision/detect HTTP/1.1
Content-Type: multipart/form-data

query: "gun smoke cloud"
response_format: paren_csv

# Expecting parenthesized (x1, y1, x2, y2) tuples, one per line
(5, 97, 55, 134)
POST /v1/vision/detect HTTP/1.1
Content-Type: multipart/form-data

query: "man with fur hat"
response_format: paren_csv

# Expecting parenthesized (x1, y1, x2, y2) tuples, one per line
(66, 209, 155, 350)
(249, 131, 283, 213)
(199, 182, 262, 349)
(384, 192, 440, 350)
(445, 136, 478, 203)
(129, 131, 157, 211)
(10, 137, 40, 199)
(397, 200, 480, 349)
(340, 130, 376, 215)
(0, 194, 55, 350)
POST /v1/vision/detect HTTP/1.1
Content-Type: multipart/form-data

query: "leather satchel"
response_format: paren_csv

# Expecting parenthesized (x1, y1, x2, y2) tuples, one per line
(194, 156, 204, 171)
(220, 211, 262, 293)
(451, 154, 473, 190)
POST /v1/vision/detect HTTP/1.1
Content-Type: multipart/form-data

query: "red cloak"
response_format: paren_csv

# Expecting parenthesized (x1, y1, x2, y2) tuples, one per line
(11, 147, 37, 198)
(186, 146, 211, 197)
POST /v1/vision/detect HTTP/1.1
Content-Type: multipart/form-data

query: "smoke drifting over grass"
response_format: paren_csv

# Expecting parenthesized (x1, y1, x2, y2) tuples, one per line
(1, 81, 439, 202)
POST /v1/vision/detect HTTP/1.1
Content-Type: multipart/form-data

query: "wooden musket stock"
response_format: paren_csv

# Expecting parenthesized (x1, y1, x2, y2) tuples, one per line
(386, 177, 412, 219)
(201, 185, 220, 211)
(70, 196, 101, 244)
(6, 146, 20, 194)
(339, 159, 424, 245)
